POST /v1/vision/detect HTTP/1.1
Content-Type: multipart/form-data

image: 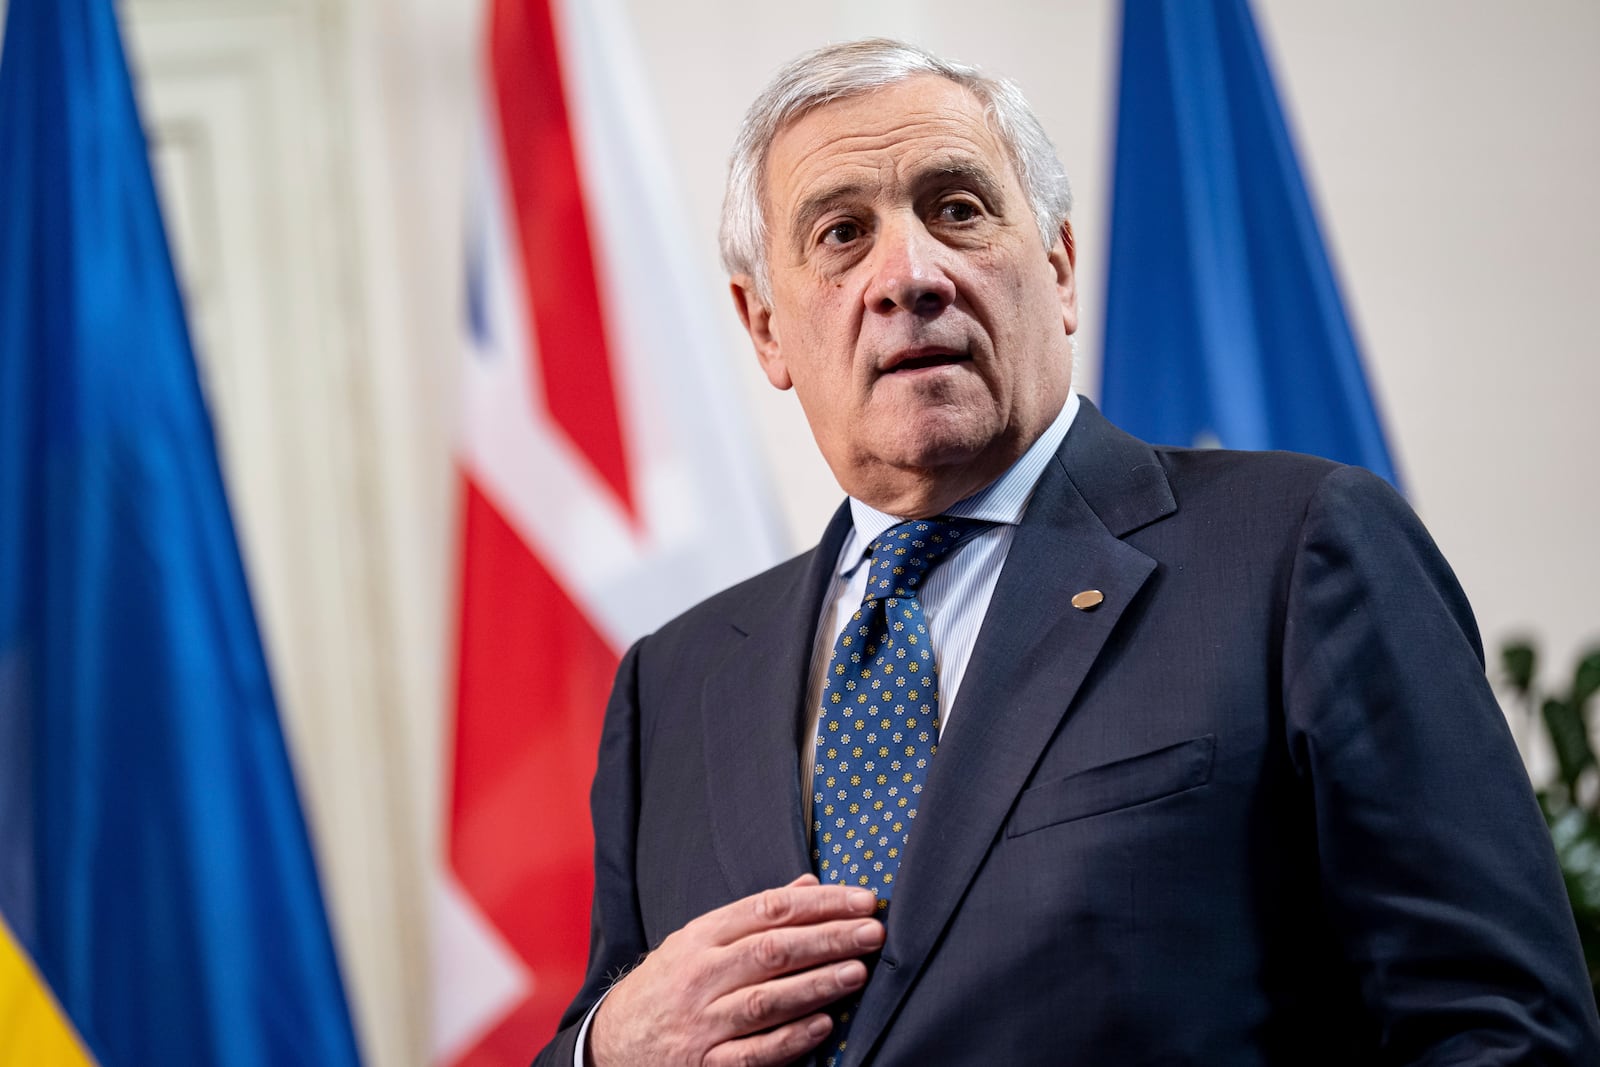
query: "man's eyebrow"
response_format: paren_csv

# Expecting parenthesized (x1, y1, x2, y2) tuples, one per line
(913, 161, 1008, 207)
(789, 182, 868, 251)
(785, 162, 1010, 251)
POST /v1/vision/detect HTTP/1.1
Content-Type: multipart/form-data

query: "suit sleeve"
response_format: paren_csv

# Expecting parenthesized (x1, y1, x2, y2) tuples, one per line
(1282, 465, 1600, 1063)
(532, 640, 651, 1067)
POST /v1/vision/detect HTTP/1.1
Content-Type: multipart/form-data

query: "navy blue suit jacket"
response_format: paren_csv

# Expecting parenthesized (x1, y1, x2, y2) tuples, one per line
(535, 402, 1599, 1065)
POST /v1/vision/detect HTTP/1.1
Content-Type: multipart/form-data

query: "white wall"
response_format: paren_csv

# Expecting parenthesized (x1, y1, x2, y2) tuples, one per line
(106, 0, 1598, 1062)
(1253, 0, 1600, 741)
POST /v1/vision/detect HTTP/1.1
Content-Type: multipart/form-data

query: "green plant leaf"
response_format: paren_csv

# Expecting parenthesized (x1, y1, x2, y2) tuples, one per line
(1573, 650, 1600, 709)
(1518, 641, 1600, 996)
(1502, 641, 1537, 694)
(1545, 696, 1596, 795)
(1548, 807, 1600, 999)
(1539, 788, 1562, 824)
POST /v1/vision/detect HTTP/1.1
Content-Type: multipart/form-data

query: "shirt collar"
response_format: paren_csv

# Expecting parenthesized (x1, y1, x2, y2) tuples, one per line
(838, 390, 1080, 577)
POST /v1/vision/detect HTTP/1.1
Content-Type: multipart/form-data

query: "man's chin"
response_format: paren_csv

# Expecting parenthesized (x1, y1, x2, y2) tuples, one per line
(873, 420, 994, 473)
(848, 434, 1021, 512)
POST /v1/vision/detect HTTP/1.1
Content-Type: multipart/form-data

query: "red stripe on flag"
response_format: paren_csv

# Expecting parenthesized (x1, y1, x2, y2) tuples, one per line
(452, 998, 576, 1067)
(449, 476, 618, 1061)
(489, 0, 636, 517)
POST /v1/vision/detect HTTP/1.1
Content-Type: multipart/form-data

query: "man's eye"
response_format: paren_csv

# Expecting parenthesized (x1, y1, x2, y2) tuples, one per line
(822, 222, 862, 246)
(938, 201, 979, 223)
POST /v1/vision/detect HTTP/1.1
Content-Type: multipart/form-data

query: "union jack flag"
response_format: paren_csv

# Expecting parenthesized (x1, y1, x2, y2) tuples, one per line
(432, 1, 782, 1062)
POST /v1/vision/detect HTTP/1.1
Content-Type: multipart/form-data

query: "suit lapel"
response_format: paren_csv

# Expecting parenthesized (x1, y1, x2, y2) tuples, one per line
(846, 402, 1177, 1062)
(700, 502, 855, 897)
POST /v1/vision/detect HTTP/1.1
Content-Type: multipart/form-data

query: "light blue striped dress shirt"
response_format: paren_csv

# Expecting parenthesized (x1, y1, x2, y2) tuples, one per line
(800, 392, 1079, 820)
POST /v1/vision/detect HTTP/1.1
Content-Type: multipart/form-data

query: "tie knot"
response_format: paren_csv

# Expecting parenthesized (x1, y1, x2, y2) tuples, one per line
(863, 517, 986, 599)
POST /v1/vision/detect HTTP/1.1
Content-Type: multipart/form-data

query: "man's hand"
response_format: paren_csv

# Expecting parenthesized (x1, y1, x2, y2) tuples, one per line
(587, 874, 886, 1066)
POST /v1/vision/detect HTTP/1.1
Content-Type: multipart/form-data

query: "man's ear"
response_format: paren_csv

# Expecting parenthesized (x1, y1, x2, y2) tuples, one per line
(1049, 221, 1079, 338)
(730, 274, 792, 390)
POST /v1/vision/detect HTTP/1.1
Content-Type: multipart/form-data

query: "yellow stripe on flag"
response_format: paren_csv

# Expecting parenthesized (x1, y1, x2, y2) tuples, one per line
(0, 916, 95, 1067)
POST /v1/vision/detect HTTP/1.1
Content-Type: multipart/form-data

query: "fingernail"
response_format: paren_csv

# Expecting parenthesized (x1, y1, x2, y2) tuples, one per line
(855, 920, 884, 947)
(846, 888, 876, 909)
(808, 1016, 832, 1038)
(835, 962, 864, 987)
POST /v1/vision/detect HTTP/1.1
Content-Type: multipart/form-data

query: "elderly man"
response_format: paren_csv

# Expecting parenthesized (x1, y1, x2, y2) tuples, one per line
(533, 39, 1599, 1067)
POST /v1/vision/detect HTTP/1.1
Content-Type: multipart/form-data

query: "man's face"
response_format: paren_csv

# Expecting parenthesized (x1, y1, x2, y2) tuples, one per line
(732, 74, 1078, 515)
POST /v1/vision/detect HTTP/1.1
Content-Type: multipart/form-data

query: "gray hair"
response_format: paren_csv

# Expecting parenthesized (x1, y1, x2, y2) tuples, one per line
(719, 38, 1074, 304)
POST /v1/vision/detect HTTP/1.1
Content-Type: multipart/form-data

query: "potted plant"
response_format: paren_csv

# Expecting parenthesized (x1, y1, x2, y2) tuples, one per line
(1499, 640, 1600, 999)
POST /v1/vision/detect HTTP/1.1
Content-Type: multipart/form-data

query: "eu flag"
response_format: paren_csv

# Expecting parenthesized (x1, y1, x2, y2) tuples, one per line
(1100, 0, 1400, 487)
(0, 1, 364, 1063)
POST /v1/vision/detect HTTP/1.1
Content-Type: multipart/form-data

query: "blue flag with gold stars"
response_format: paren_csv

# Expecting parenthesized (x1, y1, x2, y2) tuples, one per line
(1100, 0, 1400, 488)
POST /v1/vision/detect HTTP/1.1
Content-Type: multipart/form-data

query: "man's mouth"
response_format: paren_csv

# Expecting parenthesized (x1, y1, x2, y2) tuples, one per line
(881, 347, 971, 373)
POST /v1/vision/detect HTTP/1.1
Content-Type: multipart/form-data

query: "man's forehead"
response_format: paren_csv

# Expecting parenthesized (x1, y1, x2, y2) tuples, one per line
(772, 75, 995, 162)
(792, 153, 1007, 206)
(765, 76, 1014, 213)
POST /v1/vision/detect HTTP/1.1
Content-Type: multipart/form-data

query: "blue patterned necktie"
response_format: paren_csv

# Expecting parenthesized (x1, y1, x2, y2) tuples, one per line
(811, 516, 986, 1066)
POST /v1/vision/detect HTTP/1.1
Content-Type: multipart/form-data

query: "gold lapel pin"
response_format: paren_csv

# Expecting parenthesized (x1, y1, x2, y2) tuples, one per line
(1071, 589, 1105, 611)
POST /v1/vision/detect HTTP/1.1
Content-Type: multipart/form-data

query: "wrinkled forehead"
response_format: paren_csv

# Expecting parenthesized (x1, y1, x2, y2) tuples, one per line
(761, 75, 1017, 222)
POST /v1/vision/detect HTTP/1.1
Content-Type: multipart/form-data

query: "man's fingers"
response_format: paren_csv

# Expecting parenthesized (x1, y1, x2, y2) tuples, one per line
(588, 879, 875, 1065)
(711, 959, 868, 1037)
(701, 881, 879, 943)
(703, 1012, 835, 1067)
(716, 916, 885, 992)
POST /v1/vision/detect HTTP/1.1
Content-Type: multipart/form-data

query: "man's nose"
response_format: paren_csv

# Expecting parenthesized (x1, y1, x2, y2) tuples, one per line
(863, 219, 956, 317)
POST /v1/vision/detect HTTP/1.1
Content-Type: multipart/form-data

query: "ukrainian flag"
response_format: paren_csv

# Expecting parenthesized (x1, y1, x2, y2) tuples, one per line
(0, 2, 363, 1064)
